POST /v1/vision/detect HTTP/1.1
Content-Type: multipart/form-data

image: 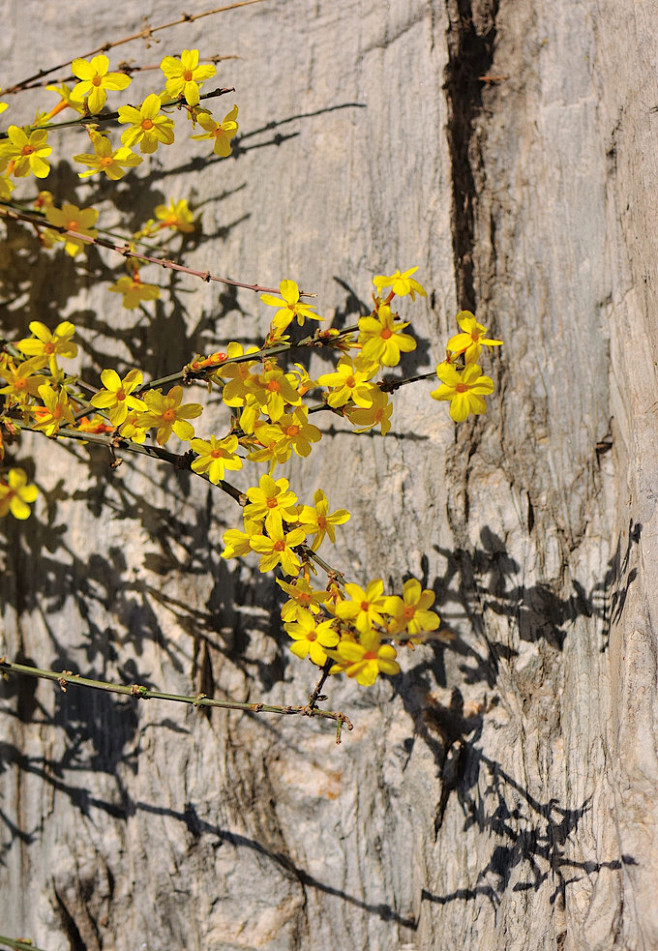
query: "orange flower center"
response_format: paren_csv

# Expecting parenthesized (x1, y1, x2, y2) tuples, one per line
(346, 375, 356, 388)
(92, 75, 102, 87)
(52, 404, 63, 420)
(274, 540, 286, 552)
(298, 592, 311, 605)
(363, 651, 378, 661)
(66, 220, 79, 231)
(267, 380, 281, 392)
(100, 156, 114, 168)
(183, 70, 194, 82)
(285, 424, 300, 437)
(455, 383, 469, 393)
(44, 342, 56, 354)
(163, 408, 177, 422)
(21, 144, 35, 156)
(141, 118, 154, 131)
(360, 601, 370, 612)
(381, 328, 392, 339)
(403, 605, 416, 620)
(307, 631, 317, 642)
(116, 389, 126, 402)
(15, 378, 27, 390)
(266, 498, 278, 509)
(210, 449, 224, 458)
(317, 515, 327, 529)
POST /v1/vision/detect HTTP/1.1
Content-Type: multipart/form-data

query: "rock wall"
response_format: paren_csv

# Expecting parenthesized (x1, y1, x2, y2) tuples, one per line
(1, 1, 656, 949)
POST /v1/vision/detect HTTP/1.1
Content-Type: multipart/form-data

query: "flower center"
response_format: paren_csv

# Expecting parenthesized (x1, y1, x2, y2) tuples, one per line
(307, 631, 317, 642)
(345, 375, 356, 388)
(116, 388, 126, 402)
(381, 328, 392, 339)
(403, 605, 416, 620)
(52, 404, 63, 420)
(15, 378, 27, 390)
(266, 497, 279, 509)
(21, 144, 35, 156)
(273, 540, 286, 552)
(44, 342, 56, 354)
(363, 651, 378, 661)
(100, 156, 114, 167)
(267, 380, 281, 392)
(360, 600, 370, 612)
(285, 424, 300, 437)
(141, 118, 154, 131)
(210, 449, 224, 458)
(299, 592, 311, 605)
(317, 515, 327, 529)
(455, 383, 469, 393)
(163, 408, 177, 422)
(66, 220, 79, 232)
(183, 70, 194, 82)
(92, 75, 102, 87)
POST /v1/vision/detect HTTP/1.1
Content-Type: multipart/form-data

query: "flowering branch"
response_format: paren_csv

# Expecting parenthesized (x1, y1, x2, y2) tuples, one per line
(0, 204, 316, 298)
(0, 86, 237, 139)
(0, 935, 49, 951)
(3, 0, 271, 94)
(0, 659, 353, 740)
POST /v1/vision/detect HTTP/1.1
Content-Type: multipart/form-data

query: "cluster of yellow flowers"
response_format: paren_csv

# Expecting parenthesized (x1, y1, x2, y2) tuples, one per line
(0, 42, 505, 694)
(0, 49, 237, 201)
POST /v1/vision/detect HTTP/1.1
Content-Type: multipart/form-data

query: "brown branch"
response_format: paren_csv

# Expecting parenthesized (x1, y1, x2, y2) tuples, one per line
(0, 204, 316, 298)
(3, 0, 271, 94)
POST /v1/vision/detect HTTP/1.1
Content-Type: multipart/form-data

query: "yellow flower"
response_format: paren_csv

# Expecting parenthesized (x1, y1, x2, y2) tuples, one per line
(32, 384, 75, 436)
(137, 386, 202, 445)
(385, 579, 440, 637)
(298, 489, 350, 551)
(154, 198, 195, 234)
(221, 521, 260, 560)
(256, 406, 322, 462)
(71, 55, 131, 114)
(190, 105, 239, 157)
(284, 609, 340, 666)
(0, 468, 38, 520)
(0, 174, 14, 200)
(108, 273, 160, 309)
(245, 364, 302, 422)
(334, 579, 388, 634)
(430, 361, 494, 422)
(358, 304, 417, 367)
(118, 94, 175, 154)
(260, 279, 322, 332)
(118, 411, 148, 444)
(244, 473, 299, 534)
(446, 310, 503, 364)
(249, 522, 307, 576)
(0, 356, 46, 406)
(74, 135, 142, 180)
(90, 369, 147, 427)
(160, 49, 216, 107)
(373, 266, 426, 301)
(44, 202, 98, 257)
(344, 388, 393, 435)
(17, 320, 77, 376)
(317, 356, 378, 409)
(277, 577, 329, 622)
(327, 628, 400, 686)
(43, 82, 85, 118)
(190, 434, 242, 484)
(213, 342, 261, 405)
(0, 126, 52, 178)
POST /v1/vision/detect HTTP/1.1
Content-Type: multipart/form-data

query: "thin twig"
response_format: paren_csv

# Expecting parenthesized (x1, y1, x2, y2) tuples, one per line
(0, 935, 50, 951)
(0, 204, 315, 298)
(3, 0, 271, 94)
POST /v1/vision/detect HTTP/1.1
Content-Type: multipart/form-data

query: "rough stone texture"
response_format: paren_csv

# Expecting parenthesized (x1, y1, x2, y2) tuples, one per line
(0, 1, 657, 949)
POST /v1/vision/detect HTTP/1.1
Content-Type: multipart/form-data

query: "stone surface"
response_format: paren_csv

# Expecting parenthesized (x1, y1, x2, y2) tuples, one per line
(0, 1, 657, 949)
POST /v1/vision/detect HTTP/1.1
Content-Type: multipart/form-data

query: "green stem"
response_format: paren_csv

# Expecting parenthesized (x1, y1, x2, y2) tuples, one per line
(0, 660, 352, 733)
(0, 936, 50, 951)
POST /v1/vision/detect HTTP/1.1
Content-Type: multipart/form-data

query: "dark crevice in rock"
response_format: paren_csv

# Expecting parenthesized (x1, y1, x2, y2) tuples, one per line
(443, 0, 500, 311)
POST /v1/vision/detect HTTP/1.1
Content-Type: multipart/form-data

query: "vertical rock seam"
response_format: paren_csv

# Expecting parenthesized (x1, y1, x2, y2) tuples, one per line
(443, 0, 500, 312)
